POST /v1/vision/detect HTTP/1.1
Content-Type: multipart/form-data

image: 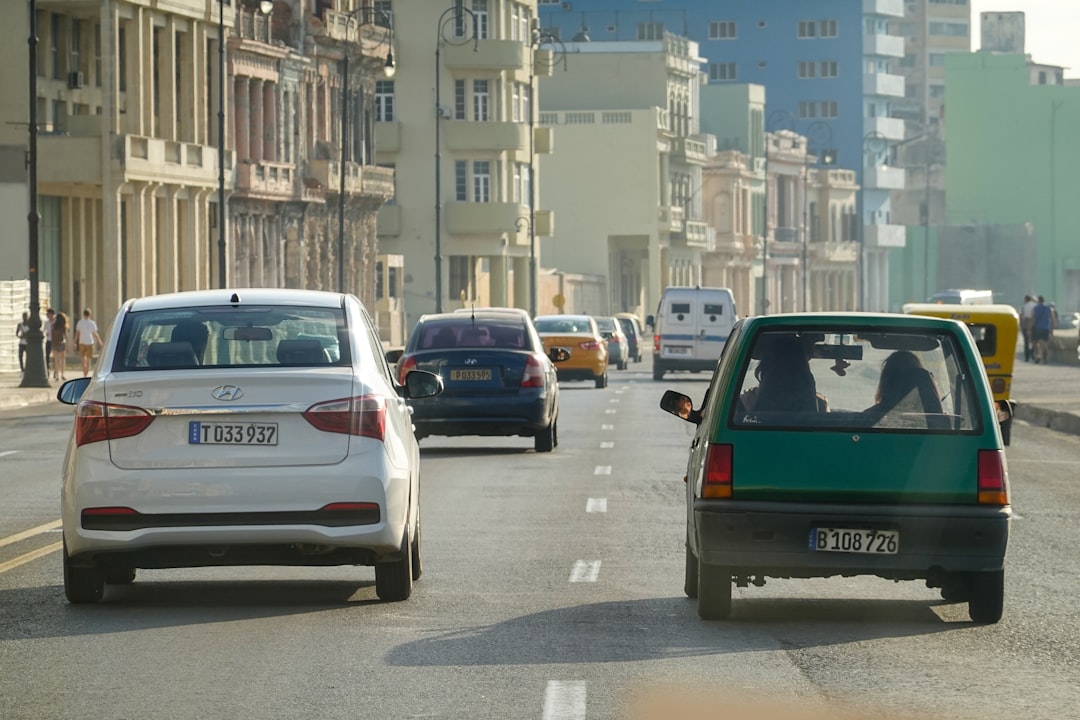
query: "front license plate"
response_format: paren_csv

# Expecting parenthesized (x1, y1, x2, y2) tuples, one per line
(810, 528, 899, 554)
(450, 368, 492, 381)
(188, 422, 278, 445)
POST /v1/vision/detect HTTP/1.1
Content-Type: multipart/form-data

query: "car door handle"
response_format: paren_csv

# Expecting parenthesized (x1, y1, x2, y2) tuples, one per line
(690, 437, 700, 449)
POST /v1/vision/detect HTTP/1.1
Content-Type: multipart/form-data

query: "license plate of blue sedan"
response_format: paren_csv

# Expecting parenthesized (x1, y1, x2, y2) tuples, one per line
(188, 422, 278, 445)
(810, 528, 899, 554)
(449, 368, 492, 381)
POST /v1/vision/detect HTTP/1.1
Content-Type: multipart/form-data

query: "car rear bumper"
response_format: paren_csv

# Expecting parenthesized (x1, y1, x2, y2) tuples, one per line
(693, 500, 1010, 578)
(411, 394, 552, 437)
(556, 367, 604, 381)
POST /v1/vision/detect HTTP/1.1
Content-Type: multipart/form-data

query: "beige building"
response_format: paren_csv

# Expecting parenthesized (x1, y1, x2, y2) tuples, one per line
(375, 1, 552, 328)
(0, 0, 394, 337)
(536, 34, 709, 319)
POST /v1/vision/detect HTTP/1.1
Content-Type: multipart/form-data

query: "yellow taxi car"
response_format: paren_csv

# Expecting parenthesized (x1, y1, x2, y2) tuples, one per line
(903, 302, 1019, 445)
(533, 314, 609, 388)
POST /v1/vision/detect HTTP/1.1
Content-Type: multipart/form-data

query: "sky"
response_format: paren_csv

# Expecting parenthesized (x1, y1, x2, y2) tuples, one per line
(969, 0, 1080, 75)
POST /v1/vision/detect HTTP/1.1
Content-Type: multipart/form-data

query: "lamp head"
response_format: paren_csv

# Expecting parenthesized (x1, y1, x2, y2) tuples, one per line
(258, 1, 273, 14)
(383, 49, 396, 78)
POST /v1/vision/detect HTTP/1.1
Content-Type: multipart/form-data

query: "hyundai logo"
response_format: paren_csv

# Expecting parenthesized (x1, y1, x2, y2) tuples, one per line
(211, 385, 244, 401)
(464, 358, 478, 365)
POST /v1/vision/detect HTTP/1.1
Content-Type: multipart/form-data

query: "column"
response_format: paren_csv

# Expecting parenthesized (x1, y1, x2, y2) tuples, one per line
(250, 79, 263, 162)
(512, 256, 529, 310)
(235, 77, 251, 161)
(489, 256, 508, 307)
(159, 187, 179, 293)
(162, 17, 178, 141)
(264, 81, 277, 162)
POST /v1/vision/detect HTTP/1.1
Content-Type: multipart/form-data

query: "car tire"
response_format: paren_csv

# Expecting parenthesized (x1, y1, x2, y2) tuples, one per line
(618, 359, 627, 371)
(535, 418, 556, 453)
(104, 567, 137, 585)
(939, 574, 971, 602)
(63, 542, 104, 604)
(375, 531, 413, 602)
(967, 569, 1004, 623)
(595, 372, 608, 389)
(410, 507, 423, 581)
(696, 562, 732, 620)
(1001, 416, 1012, 446)
(684, 541, 699, 599)
(653, 365, 664, 381)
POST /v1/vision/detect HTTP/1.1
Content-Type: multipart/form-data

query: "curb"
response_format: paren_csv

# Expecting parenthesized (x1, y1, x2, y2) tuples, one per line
(1013, 403, 1080, 436)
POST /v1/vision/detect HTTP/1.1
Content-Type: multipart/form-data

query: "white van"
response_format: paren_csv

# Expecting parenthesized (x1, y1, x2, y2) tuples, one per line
(646, 286, 737, 380)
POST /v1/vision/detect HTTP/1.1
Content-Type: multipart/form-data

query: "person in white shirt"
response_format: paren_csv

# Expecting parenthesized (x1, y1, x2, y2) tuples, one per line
(1020, 294, 1037, 362)
(74, 307, 103, 377)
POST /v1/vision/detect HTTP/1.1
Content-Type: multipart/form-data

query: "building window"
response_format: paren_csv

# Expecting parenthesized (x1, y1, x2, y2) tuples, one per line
(929, 84, 945, 98)
(709, 62, 737, 81)
(637, 22, 665, 40)
(709, 21, 736, 39)
(820, 100, 838, 118)
(118, 27, 126, 92)
(472, 79, 489, 121)
(455, 160, 467, 201)
(820, 60, 838, 77)
(899, 54, 916, 68)
(449, 256, 473, 301)
(50, 14, 62, 79)
(798, 61, 816, 78)
(512, 84, 520, 122)
(929, 21, 969, 37)
(797, 20, 816, 38)
(819, 19, 838, 38)
(473, 161, 491, 202)
(798, 101, 817, 118)
(472, 0, 489, 40)
(375, 80, 394, 121)
(454, 79, 466, 120)
(70, 19, 82, 75)
(929, 53, 946, 67)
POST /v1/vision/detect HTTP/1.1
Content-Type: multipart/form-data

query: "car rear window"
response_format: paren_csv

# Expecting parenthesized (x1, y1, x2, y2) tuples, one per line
(112, 305, 350, 370)
(729, 328, 982, 433)
(415, 318, 528, 349)
(533, 317, 593, 334)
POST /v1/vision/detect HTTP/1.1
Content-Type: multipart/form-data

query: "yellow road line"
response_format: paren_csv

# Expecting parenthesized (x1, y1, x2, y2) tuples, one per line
(0, 541, 63, 575)
(0, 519, 63, 549)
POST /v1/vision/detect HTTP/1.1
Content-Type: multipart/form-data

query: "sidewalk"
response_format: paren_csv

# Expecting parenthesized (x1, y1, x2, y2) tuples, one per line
(2, 337, 1079, 432)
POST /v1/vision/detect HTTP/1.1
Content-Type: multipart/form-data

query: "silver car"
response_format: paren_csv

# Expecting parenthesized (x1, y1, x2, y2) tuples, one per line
(57, 288, 441, 604)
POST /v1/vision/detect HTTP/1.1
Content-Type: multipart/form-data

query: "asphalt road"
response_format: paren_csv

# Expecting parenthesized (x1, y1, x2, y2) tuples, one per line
(1, 359, 1079, 720)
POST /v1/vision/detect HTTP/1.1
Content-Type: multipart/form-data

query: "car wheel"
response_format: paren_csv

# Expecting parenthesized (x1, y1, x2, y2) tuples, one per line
(535, 419, 555, 453)
(410, 509, 423, 581)
(63, 542, 104, 604)
(618, 359, 628, 371)
(696, 562, 732, 620)
(375, 530, 413, 602)
(684, 541, 699, 599)
(1001, 416, 1012, 446)
(967, 569, 1004, 623)
(653, 366, 664, 381)
(595, 372, 608, 389)
(104, 567, 137, 585)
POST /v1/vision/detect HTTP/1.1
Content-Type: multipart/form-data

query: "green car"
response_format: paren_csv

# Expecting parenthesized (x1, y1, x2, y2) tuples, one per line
(661, 313, 1012, 623)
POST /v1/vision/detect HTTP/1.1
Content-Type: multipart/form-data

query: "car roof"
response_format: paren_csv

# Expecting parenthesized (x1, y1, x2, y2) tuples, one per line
(421, 310, 529, 323)
(126, 288, 346, 312)
(742, 311, 964, 331)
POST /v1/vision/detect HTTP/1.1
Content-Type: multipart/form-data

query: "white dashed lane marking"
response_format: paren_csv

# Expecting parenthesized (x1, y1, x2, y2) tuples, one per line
(600, 441, 614, 449)
(569, 560, 601, 582)
(0, 451, 16, 458)
(586, 498, 607, 513)
(601, 424, 614, 430)
(593, 466, 611, 475)
(543, 681, 586, 720)
(604, 408, 617, 414)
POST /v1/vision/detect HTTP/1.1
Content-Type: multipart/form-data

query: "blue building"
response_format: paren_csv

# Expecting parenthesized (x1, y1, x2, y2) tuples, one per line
(539, 0, 907, 311)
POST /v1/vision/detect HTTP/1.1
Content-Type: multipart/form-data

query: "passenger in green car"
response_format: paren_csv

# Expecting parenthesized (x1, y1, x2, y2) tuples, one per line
(738, 334, 829, 414)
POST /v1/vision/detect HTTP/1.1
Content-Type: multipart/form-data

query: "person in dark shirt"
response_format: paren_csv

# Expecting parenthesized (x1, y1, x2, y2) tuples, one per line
(1032, 295, 1055, 364)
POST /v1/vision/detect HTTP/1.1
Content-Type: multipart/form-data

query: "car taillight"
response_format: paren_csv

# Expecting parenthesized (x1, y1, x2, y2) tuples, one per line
(579, 340, 601, 351)
(303, 395, 386, 441)
(990, 377, 1006, 394)
(75, 400, 154, 446)
(397, 355, 417, 384)
(703, 443, 733, 499)
(521, 355, 545, 388)
(653, 334, 660, 352)
(977, 449, 1008, 505)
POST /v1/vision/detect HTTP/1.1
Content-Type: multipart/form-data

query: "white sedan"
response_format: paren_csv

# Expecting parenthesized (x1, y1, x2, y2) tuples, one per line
(57, 288, 441, 604)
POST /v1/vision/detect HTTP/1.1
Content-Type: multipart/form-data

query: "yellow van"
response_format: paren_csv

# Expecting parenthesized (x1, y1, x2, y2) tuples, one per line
(903, 303, 1019, 444)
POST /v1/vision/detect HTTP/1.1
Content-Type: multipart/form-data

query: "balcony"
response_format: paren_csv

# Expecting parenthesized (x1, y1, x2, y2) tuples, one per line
(658, 205, 684, 233)
(445, 39, 527, 73)
(864, 33, 904, 58)
(863, 164, 906, 190)
(306, 161, 394, 199)
(375, 121, 401, 153)
(669, 136, 708, 165)
(377, 204, 400, 237)
(864, 72, 905, 98)
(864, 223, 906, 248)
(446, 201, 523, 236)
(119, 135, 223, 186)
(865, 116, 905, 141)
(672, 221, 712, 250)
(863, 0, 904, 18)
(445, 121, 526, 152)
(235, 160, 294, 198)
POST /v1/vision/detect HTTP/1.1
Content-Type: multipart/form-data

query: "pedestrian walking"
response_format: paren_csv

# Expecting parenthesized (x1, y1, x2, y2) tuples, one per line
(1020, 294, 1037, 362)
(16, 311, 29, 373)
(74, 307, 103, 377)
(44, 308, 55, 372)
(51, 311, 68, 381)
(1032, 295, 1054, 364)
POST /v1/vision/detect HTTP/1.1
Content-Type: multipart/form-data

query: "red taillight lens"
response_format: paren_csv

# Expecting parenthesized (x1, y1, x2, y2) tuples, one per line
(397, 354, 418, 384)
(303, 395, 386, 440)
(521, 355, 545, 388)
(578, 340, 601, 351)
(75, 400, 154, 446)
(703, 443, 733, 499)
(82, 507, 138, 517)
(990, 377, 1006, 394)
(653, 334, 660, 352)
(977, 449, 1008, 505)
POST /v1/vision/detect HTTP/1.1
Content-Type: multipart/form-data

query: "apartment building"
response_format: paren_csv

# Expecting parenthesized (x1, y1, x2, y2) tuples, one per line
(374, 1, 551, 328)
(0, 0, 393, 334)
(536, 35, 710, 318)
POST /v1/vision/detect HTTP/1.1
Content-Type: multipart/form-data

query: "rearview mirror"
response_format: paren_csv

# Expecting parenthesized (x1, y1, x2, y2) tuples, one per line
(57, 377, 91, 406)
(549, 346, 571, 363)
(385, 348, 404, 365)
(660, 389, 699, 424)
(403, 370, 443, 399)
(223, 326, 274, 342)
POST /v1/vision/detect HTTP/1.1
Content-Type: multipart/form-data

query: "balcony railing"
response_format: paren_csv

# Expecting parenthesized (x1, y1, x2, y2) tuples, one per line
(235, 160, 294, 197)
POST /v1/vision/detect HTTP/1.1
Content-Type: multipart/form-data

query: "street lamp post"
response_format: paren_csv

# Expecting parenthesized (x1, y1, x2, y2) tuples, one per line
(338, 6, 395, 294)
(434, 4, 477, 313)
(21, 0, 48, 388)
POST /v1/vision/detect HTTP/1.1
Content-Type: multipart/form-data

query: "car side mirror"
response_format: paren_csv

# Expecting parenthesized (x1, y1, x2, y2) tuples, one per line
(403, 370, 443, 399)
(385, 348, 404, 365)
(646, 314, 655, 328)
(660, 389, 699, 424)
(57, 377, 91, 406)
(549, 346, 571, 363)
(600, 331, 613, 339)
